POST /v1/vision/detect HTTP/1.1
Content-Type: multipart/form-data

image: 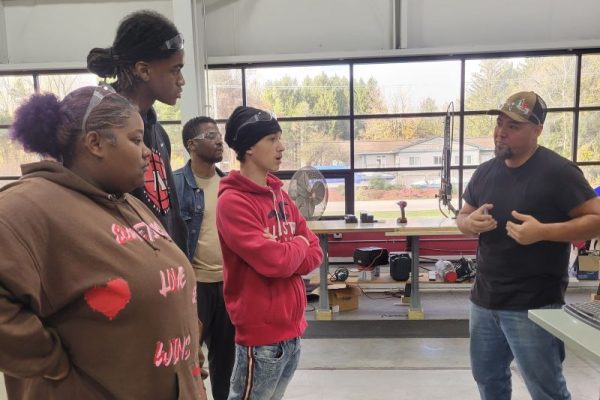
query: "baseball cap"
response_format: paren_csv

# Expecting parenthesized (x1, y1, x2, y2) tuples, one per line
(489, 91, 547, 125)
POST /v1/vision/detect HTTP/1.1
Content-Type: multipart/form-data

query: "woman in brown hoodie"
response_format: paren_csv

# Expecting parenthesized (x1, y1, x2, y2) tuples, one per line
(0, 86, 206, 399)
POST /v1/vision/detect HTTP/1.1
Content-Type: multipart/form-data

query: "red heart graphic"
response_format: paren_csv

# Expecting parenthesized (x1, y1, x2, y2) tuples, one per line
(84, 278, 131, 320)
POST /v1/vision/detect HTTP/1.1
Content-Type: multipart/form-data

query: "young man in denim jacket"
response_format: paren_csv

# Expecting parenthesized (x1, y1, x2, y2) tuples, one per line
(174, 116, 234, 400)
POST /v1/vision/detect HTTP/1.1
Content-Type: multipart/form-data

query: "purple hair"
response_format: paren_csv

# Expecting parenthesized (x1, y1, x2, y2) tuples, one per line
(10, 86, 135, 163)
(10, 93, 63, 160)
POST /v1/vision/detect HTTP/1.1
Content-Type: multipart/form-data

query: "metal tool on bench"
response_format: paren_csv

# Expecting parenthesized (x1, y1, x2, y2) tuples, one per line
(397, 200, 407, 224)
(453, 257, 477, 282)
(435, 259, 457, 283)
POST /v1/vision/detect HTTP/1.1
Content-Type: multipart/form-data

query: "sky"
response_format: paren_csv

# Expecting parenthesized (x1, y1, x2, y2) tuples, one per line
(244, 58, 528, 111)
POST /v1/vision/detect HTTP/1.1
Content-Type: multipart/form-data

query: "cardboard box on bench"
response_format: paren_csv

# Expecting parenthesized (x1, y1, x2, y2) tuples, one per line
(578, 255, 600, 272)
(577, 255, 599, 280)
(313, 284, 361, 312)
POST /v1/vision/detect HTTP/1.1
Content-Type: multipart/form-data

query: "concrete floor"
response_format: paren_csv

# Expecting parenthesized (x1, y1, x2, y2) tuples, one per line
(1, 339, 598, 399)
(1, 286, 599, 399)
(283, 338, 600, 400)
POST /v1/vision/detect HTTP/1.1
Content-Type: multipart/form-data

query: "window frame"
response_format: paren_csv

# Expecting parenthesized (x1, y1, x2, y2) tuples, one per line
(2, 49, 600, 214)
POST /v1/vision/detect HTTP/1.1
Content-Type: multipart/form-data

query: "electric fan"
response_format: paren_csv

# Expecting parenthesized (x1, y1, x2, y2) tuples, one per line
(288, 166, 328, 220)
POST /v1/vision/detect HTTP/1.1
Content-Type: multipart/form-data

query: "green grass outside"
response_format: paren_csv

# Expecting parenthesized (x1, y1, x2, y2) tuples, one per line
(321, 209, 451, 219)
(371, 210, 443, 219)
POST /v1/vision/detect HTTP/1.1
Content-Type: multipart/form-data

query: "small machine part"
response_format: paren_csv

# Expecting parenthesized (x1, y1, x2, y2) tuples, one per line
(360, 212, 374, 223)
(428, 270, 437, 281)
(344, 214, 358, 223)
(435, 260, 458, 283)
(397, 201, 408, 224)
(389, 252, 411, 281)
(330, 267, 349, 282)
(454, 257, 477, 282)
(359, 270, 375, 281)
(353, 247, 389, 268)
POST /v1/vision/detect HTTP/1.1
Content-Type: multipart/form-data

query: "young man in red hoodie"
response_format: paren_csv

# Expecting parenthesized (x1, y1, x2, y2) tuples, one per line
(216, 106, 323, 400)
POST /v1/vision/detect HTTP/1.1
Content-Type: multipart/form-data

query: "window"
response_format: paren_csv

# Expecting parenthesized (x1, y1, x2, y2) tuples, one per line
(538, 112, 573, 159)
(354, 60, 461, 114)
(464, 115, 495, 164)
(0, 75, 35, 125)
(0, 71, 185, 178)
(579, 55, 600, 107)
(278, 120, 350, 171)
(245, 65, 350, 117)
(465, 56, 576, 111)
(38, 73, 99, 98)
(207, 69, 243, 120)
(355, 170, 461, 219)
(354, 116, 456, 169)
(580, 166, 600, 188)
(161, 124, 185, 171)
(0, 74, 94, 177)
(0, 127, 41, 176)
(578, 112, 600, 162)
(2, 49, 599, 219)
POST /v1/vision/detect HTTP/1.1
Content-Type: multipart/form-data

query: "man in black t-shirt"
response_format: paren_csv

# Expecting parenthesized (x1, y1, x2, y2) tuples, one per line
(457, 91, 600, 400)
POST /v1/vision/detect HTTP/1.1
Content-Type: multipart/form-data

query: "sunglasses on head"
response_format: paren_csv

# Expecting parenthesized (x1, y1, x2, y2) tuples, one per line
(159, 33, 184, 51)
(81, 85, 118, 132)
(234, 110, 277, 141)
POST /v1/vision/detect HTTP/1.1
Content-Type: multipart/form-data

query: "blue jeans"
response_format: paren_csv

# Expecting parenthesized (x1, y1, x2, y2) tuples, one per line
(227, 337, 301, 400)
(470, 302, 571, 400)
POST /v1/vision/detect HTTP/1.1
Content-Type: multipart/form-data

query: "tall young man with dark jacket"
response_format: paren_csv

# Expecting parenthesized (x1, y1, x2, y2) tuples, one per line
(217, 106, 323, 400)
(87, 10, 188, 252)
(174, 116, 234, 400)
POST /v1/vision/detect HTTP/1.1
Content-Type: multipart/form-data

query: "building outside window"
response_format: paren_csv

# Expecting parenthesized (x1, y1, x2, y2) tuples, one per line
(2, 52, 600, 219)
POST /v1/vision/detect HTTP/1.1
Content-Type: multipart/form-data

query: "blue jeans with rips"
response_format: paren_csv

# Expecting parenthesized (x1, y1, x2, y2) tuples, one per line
(227, 337, 301, 400)
(470, 302, 571, 400)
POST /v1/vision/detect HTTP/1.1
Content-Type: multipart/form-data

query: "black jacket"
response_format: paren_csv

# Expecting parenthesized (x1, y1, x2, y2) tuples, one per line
(131, 107, 188, 253)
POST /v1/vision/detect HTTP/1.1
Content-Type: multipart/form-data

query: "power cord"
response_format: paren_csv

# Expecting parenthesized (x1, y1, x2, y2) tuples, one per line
(355, 283, 405, 300)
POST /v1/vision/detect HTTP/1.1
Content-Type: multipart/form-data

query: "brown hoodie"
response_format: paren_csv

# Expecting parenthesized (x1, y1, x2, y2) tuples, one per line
(0, 161, 205, 399)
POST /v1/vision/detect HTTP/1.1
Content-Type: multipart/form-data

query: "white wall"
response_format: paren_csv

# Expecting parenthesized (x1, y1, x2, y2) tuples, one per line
(204, 0, 600, 62)
(2, 0, 173, 65)
(405, 0, 600, 49)
(203, 0, 394, 58)
(3, 0, 600, 65)
(2, 0, 600, 121)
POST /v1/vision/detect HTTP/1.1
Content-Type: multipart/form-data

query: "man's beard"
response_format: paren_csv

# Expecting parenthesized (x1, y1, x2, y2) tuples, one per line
(206, 154, 223, 164)
(495, 145, 514, 160)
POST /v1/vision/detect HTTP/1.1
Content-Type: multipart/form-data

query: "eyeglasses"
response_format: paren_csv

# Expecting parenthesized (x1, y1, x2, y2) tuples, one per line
(234, 110, 277, 141)
(192, 131, 222, 141)
(81, 85, 118, 132)
(159, 33, 184, 51)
